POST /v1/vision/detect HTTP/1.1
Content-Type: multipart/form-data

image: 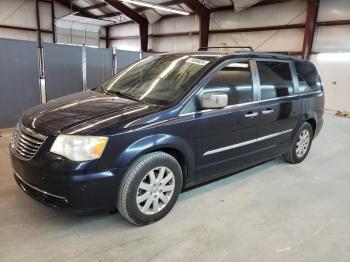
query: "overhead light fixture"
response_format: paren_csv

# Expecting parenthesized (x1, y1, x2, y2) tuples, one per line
(121, 0, 190, 15)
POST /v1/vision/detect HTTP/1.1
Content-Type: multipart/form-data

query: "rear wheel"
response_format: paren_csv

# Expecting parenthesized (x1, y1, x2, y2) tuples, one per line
(117, 152, 182, 225)
(284, 122, 313, 164)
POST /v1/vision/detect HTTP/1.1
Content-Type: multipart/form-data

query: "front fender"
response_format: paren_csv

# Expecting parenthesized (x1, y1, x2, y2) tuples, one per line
(114, 134, 196, 187)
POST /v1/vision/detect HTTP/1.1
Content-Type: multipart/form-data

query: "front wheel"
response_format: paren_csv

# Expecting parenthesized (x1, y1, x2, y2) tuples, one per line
(117, 152, 183, 225)
(284, 122, 314, 164)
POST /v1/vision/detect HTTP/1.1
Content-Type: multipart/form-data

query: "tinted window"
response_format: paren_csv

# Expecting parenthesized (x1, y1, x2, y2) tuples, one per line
(256, 61, 294, 100)
(203, 61, 253, 106)
(295, 62, 322, 93)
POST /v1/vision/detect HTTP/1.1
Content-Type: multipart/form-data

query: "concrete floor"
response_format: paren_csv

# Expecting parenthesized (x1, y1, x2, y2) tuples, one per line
(0, 112, 350, 262)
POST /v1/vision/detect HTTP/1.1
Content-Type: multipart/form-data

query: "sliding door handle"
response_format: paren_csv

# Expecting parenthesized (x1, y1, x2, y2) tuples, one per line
(262, 109, 274, 115)
(244, 112, 258, 118)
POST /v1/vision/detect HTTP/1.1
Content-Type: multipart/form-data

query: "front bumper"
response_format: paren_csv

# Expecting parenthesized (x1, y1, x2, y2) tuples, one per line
(11, 152, 126, 215)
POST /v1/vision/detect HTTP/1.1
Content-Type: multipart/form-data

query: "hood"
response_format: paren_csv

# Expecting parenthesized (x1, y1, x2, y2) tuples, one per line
(21, 90, 163, 136)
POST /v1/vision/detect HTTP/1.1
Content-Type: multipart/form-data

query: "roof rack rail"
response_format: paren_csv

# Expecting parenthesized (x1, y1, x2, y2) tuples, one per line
(199, 46, 254, 52)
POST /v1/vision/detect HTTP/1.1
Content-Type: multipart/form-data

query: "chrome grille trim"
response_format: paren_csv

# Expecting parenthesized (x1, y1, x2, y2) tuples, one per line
(11, 122, 47, 161)
(14, 171, 68, 202)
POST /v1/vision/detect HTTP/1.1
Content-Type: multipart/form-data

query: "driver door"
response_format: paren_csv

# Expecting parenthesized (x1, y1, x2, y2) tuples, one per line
(187, 60, 261, 183)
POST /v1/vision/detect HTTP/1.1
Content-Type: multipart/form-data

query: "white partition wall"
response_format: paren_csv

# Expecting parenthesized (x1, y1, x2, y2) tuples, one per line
(311, 54, 350, 112)
(311, 0, 350, 111)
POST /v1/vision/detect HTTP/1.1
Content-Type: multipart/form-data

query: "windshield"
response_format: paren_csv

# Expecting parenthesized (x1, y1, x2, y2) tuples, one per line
(96, 54, 219, 105)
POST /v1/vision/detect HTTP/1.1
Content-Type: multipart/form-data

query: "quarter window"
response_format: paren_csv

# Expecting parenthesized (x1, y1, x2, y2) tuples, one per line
(202, 61, 253, 106)
(256, 61, 294, 100)
(295, 62, 322, 93)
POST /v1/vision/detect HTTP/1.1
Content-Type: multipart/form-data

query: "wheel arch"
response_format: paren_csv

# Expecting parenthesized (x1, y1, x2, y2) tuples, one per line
(306, 118, 316, 135)
(300, 109, 318, 136)
(114, 134, 196, 188)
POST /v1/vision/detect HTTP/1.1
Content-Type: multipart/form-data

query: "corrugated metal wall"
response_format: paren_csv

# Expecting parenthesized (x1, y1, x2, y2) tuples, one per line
(44, 43, 84, 101)
(116, 49, 141, 71)
(0, 39, 132, 128)
(86, 46, 113, 89)
(0, 38, 41, 128)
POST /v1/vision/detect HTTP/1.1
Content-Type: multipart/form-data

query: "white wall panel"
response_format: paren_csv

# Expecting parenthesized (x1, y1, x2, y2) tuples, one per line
(110, 39, 140, 51)
(109, 23, 139, 37)
(100, 39, 107, 48)
(42, 32, 53, 43)
(318, 0, 350, 22)
(208, 29, 304, 52)
(0, 0, 52, 31)
(311, 54, 350, 111)
(151, 15, 199, 34)
(39, 1, 53, 31)
(143, 9, 162, 24)
(0, 28, 37, 42)
(0, 0, 72, 43)
(313, 25, 350, 52)
(54, 1, 71, 18)
(210, 0, 307, 30)
(0, 29, 52, 43)
(0, 0, 37, 29)
(152, 35, 199, 52)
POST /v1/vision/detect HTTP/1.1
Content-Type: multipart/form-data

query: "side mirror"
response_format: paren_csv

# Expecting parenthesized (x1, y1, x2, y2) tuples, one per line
(199, 91, 228, 109)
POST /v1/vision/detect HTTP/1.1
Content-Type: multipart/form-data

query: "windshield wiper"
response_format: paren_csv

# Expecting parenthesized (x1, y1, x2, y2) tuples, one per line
(108, 90, 142, 102)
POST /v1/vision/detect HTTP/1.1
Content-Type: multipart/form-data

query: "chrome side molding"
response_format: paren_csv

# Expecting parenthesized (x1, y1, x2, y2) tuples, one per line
(203, 129, 293, 156)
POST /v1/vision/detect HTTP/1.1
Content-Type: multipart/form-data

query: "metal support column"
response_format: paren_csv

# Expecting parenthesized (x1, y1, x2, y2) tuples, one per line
(36, 0, 47, 103)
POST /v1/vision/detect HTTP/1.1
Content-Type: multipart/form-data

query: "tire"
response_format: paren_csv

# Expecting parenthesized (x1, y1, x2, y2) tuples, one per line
(117, 151, 183, 225)
(284, 122, 314, 164)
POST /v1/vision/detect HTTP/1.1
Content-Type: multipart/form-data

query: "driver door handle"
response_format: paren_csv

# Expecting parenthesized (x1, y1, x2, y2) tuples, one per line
(262, 109, 274, 115)
(244, 112, 258, 118)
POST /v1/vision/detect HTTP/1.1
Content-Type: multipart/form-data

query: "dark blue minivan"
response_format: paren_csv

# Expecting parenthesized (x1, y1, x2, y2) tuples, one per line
(10, 52, 324, 225)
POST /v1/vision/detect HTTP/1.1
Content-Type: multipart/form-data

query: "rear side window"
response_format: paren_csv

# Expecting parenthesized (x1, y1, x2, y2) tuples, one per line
(203, 61, 253, 105)
(256, 61, 294, 100)
(295, 62, 322, 93)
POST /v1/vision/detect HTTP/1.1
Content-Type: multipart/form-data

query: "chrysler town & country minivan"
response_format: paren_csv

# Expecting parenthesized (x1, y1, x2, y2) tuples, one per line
(10, 52, 324, 225)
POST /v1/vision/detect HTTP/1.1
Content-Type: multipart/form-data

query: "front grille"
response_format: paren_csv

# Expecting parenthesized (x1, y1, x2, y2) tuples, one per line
(11, 122, 47, 161)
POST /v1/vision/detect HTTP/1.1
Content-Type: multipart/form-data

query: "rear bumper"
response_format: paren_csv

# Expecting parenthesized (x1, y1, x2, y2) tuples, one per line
(11, 152, 126, 215)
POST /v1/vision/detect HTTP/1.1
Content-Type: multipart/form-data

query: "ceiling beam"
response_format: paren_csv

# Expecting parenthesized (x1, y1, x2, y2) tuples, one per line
(105, 0, 147, 23)
(209, 0, 296, 13)
(317, 19, 350, 27)
(178, 0, 210, 50)
(160, 0, 296, 20)
(254, 0, 296, 7)
(80, 3, 108, 11)
(302, 0, 320, 60)
(54, 0, 97, 18)
(97, 12, 121, 19)
(98, 0, 187, 19)
(105, 0, 149, 51)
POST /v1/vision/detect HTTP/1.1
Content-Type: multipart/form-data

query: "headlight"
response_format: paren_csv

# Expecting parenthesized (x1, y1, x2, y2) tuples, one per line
(50, 135, 108, 161)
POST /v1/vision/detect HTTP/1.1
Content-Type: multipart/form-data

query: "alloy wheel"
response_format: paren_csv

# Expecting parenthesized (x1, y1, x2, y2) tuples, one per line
(136, 166, 175, 215)
(296, 129, 310, 158)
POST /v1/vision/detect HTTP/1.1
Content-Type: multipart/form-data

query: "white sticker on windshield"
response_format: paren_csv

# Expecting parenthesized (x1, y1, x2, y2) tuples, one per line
(185, 57, 210, 66)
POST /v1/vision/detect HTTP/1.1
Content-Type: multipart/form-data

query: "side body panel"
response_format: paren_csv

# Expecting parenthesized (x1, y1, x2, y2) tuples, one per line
(193, 104, 260, 183)
(253, 60, 302, 158)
